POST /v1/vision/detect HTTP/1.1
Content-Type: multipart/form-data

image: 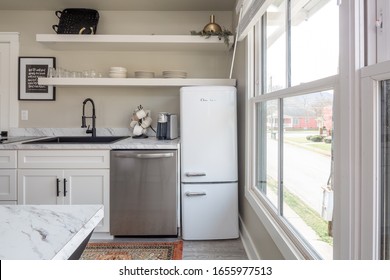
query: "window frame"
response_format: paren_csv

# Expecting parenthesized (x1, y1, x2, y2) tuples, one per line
(360, 60, 390, 259)
(244, 0, 355, 260)
(248, 75, 339, 259)
(243, 0, 388, 260)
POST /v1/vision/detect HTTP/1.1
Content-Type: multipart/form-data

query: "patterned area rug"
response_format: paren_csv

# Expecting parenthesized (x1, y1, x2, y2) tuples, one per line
(80, 241, 183, 260)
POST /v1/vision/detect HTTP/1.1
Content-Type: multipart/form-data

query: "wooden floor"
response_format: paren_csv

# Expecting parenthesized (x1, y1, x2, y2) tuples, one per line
(91, 235, 248, 260)
(183, 238, 248, 260)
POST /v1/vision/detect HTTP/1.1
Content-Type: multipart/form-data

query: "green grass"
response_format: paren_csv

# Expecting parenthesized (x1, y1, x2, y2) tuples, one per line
(283, 188, 333, 245)
(265, 176, 333, 245)
(306, 142, 331, 153)
(284, 135, 331, 156)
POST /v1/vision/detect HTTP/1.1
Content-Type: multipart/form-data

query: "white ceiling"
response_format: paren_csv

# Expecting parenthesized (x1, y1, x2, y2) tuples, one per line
(0, 0, 237, 11)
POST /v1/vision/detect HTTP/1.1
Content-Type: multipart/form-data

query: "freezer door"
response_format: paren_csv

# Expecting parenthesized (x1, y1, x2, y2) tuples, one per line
(181, 182, 239, 240)
(180, 86, 238, 183)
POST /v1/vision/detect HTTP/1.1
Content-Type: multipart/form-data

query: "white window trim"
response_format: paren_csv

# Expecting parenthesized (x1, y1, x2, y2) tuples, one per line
(376, 0, 390, 63)
(360, 60, 390, 259)
(251, 75, 339, 103)
(237, 0, 274, 41)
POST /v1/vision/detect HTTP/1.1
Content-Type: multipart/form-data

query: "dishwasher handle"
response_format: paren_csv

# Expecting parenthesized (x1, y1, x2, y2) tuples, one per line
(114, 152, 174, 159)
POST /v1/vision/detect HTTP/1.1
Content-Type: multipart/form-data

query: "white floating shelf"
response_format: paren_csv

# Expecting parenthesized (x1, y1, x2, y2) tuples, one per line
(36, 34, 234, 51)
(38, 77, 236, 87)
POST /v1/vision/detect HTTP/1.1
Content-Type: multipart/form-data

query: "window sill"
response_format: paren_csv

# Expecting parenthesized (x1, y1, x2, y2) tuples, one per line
(245, 186, 315, 260)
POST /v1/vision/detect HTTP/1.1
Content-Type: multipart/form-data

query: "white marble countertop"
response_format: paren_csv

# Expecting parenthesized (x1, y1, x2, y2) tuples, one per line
(0, 205, 104, 260)
(0, 128, 180, 150)
(0, 136, 180, 150)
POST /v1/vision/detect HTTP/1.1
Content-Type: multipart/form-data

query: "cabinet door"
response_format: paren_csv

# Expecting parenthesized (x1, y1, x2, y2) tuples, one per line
(0, 151, 17, 168)
(0, 169, 17, 200)
(63, 169, 109, 232)
(0, 201, 17, 205)
(18, 169, 64, 205)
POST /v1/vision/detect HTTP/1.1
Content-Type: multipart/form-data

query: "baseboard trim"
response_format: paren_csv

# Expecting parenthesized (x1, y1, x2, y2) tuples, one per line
(91, 232, 114, 240)
(239, 215, 261, 260)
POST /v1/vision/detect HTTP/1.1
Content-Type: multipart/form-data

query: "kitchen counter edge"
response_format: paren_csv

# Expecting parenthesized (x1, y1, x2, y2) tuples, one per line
(0, 137, 180, 150)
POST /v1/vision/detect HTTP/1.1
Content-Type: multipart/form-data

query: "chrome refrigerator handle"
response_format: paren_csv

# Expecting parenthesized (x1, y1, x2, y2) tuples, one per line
(185, 192, 207, 197)
(185, 172, 206, 177)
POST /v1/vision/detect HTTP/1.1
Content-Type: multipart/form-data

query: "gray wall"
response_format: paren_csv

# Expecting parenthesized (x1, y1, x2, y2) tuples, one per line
(0, 10, 232, 128)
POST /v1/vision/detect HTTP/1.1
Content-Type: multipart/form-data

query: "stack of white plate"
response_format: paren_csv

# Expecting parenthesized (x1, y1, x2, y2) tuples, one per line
(162, 70, 187, 79)
(135, 71, 155, 78)
(109, 67, 127, 78)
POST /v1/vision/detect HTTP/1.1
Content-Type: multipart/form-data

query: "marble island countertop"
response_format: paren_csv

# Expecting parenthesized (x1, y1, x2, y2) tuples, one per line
(0, 129, 180, 150)
(0, 204, 103, 260)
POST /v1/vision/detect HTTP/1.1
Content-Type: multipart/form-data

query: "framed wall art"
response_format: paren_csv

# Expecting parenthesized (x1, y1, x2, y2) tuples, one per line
(18, 57, 56, 101)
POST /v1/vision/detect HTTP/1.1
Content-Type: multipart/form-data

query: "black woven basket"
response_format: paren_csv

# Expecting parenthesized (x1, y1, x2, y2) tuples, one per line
(52, 8, 99, 34)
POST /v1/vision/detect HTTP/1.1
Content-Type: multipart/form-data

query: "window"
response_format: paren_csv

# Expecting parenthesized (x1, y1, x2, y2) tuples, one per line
(249, 0, 339, 259)
(290, 0, 339, 85)
(264, 1, 287, 92)
(256, 100, 279, 208)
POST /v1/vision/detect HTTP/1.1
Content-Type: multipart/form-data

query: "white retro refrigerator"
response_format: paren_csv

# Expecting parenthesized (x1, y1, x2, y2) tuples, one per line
(180, 86, 239, 240)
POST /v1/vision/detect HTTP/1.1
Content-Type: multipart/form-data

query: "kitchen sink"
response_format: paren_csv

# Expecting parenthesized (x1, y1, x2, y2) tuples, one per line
(22, 136, 129, 144)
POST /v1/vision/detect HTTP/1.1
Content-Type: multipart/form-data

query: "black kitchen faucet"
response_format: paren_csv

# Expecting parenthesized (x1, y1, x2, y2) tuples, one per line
(81, 98, 96, 137)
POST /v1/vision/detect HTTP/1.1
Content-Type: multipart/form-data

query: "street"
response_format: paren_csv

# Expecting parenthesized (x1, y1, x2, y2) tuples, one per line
(267, 135, 332, 214)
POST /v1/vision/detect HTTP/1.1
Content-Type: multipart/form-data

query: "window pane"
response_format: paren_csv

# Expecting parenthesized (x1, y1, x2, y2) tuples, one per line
(291, 0, 339, 85)
(282, 91, 334, 259)
(381, 80, 390, 260)
(265, 0, 287, 93)
(256, 100, 279, 208)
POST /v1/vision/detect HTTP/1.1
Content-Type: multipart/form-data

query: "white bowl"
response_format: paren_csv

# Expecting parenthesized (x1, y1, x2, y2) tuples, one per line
(109, 73, 127, 78)
(110, 67, 127, 71)
(109, 70, 127, 75)
(162, 70, 187, 78)
(135, 71, 155, 78)
(109, 70, 127, 73)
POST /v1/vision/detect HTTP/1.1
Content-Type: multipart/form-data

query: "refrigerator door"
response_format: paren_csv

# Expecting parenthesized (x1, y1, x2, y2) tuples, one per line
(180, 86, 238, 183)
(181, 182, 239, 240)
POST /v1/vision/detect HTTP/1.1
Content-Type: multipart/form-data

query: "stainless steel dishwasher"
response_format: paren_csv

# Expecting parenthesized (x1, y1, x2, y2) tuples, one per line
(110, 150, 178, 236)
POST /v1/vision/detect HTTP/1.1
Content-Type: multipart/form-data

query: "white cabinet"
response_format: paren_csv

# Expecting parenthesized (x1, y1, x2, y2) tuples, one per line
(17, 150, 110, 232)
(18, 169, 63, 205)
(0, 151, 17, 204)
(64, 169, 109, 232)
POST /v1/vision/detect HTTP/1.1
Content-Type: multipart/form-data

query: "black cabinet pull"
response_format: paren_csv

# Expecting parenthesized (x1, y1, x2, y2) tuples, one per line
(63, 178, 68, 197)
(56, 178, 60, 197)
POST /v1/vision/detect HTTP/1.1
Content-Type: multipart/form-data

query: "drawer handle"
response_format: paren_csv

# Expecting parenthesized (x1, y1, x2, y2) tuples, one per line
(185, 192, 206, 197)
(56, 178, 61, 197)
(63, 178, 68, 197)
(185, 172, 206, 177)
